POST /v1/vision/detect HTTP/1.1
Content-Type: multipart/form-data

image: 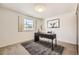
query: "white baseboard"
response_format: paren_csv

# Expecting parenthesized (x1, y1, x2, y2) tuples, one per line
(58, 40, 76, 45)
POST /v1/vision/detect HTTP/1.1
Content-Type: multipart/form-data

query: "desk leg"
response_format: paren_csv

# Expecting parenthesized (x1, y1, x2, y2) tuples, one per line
(34, 36, 39, 42)
(55, 38, 57, 47)
(52, 40, 54, 50)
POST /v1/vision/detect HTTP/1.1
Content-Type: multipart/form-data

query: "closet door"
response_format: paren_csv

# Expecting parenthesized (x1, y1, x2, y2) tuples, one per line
(76, 3, 79, 55)
(78, 4, 79, 54)
(77, 3, 79, 54)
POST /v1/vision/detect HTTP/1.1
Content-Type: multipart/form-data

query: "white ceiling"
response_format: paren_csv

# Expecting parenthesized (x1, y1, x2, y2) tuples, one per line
(0, 3, 77, 19)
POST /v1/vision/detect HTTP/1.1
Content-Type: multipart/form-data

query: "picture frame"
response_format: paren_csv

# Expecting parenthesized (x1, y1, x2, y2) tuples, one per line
(47, 18, 60, 28)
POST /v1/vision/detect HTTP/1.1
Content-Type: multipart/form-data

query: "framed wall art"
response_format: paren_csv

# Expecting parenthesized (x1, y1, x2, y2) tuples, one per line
(47, 18, 60, 28)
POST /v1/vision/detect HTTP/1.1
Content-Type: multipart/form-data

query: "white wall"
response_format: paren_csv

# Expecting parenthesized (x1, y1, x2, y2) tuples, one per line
(44, 12, 77, 44)
(0, 7, 42, 48)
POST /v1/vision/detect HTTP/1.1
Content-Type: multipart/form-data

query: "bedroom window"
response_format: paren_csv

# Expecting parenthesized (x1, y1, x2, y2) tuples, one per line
(24, 19, 34, 31)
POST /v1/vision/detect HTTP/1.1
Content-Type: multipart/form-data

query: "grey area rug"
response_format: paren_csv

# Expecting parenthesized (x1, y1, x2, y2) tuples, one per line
(21, 40, 64, 55)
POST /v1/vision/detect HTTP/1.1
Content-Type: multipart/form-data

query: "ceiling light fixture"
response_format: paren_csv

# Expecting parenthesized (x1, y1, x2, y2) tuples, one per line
(35, 4, 46, 13)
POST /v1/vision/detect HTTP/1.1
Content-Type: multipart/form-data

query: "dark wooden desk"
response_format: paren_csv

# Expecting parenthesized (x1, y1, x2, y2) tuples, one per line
(34, 32, 57, 50)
